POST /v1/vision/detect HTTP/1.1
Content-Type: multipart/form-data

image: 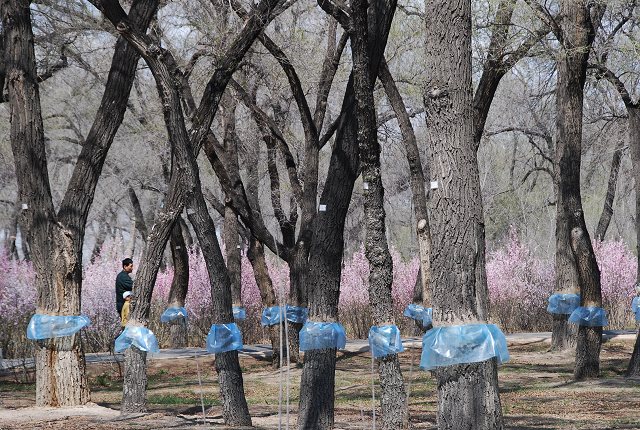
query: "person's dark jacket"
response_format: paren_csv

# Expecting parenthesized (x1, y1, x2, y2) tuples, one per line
(115, 271, 133, 315)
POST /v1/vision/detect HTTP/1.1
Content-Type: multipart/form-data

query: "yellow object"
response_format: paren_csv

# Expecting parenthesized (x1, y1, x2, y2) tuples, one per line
(121, 301, 130, 327)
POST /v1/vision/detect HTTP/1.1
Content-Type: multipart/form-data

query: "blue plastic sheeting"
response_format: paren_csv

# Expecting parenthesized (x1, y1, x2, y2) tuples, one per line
(403, 303, 433, 326)
(206, 323, 243, 354)
(261, 305, 309, 326)
(26, 314, 91, 340)
(115, 326, 160, 353)
(233, 306, 247, 321)
(299, 321, 346, 351)
(547, 293, 581, 315)
(632, 297, 640, 322)
(160, 307, 188, 323)
(420, 323, 509, 371)
(286, 306, 309, 324)
(568, 306, 608, 327)
(368, 325, 404, 358)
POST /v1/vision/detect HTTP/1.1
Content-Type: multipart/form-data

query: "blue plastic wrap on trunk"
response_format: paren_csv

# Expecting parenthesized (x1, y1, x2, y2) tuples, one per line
(420, 323, 509, 370)
(632, 297, 640, 322)
(568, 306, 608, 327)
(368, 324, 404, 358)
(233, 306, 247, 321)
(261, 306, 284, 326)
(206, 323, 243, 354)
(286, 305, 308, 323)
(115, 326, 160, 353)
(26, 314, 91, 340)
(160, 307, 188, 323)
(299, 321, 346, 351)
(261, 305, 309, 326)
(547, 293, 581, 314)
(403, 303, 433, 326)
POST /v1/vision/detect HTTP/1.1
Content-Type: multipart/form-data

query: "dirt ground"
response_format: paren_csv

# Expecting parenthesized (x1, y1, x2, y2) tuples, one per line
(2, 339, 640, 429)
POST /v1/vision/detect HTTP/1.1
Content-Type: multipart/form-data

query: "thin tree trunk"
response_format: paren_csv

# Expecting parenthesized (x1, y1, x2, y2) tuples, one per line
(299, 0, 397, 426)
(351, 1, 406, 426)
(379, 58, 431, 315)
(167, 220, 189, 348)
(186, 189, 251, 426)
(595, 141, 624, 241)
(424, 1, 503, 428)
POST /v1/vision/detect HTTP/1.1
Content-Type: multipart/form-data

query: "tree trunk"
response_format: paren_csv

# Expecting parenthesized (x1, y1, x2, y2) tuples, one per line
(299, 0, 397, 426)
(624, 109, 640, 376)
(553, 0, 604, 379)
(424, 1, 504, 428)
(351, 1, 406, 427)
(594, 141, 624, 241)
(186, 189, 251, 426)
(167, 220, 189, 348)
(379, 58, 431, 314)
(2, 0, 90, 406)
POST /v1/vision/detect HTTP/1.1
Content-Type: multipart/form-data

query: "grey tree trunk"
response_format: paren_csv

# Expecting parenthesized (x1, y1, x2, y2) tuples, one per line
(594, 142, 624, 241)
(298, 0, 397, 426)
(423, 1, 504, 428)
(351, 0, 407, 426)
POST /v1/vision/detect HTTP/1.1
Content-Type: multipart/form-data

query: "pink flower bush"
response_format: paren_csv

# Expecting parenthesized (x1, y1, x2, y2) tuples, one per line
(486, 228, 554, 332)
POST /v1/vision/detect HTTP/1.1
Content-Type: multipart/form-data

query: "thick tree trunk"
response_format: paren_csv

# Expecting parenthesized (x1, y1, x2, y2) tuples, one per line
(624, 109, 640, 376)
(167, 221, 189, 348)
(553, 0, 603, 379)
(2, 0, 89, 406)
(299, 0, 397, 426)
(424, 1, 503, 429)
(352, 1, 406, 427)
(224, 204, 242, 304)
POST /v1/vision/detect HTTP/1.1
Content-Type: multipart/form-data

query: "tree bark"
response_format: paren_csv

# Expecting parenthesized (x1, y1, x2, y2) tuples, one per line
(594, 141, 624, 241)
(298, 0, 397, 427)
(167, 220, 189, 348)
(553, 0, 604, 379)
(379, 58, 431, 315)
(624, 109, 640, 376)
(424, 1, 504, 428)
(351, 0, 406, 426)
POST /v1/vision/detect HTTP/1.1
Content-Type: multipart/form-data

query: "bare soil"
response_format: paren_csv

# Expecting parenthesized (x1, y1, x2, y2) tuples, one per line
(2, 339, 640, 429)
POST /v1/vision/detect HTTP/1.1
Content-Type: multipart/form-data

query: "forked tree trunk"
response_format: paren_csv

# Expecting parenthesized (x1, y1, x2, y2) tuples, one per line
(94, 0, 286, 418)
(553, 0, 604, 379)
(423, 1, 503, 428)
(351, 0, 406, 426)
(299, 0, 397, 426)
(167, 221, 189, 348)
(2, 0, 89, 406)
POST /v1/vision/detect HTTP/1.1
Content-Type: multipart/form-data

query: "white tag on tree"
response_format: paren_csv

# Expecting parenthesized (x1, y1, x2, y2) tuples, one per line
(363, 182, 369, 190)
(319, 204, 327, 212)
(21, 203, 28, 210)
(430, 181, 439, 190)
(187, 208, 195, 215)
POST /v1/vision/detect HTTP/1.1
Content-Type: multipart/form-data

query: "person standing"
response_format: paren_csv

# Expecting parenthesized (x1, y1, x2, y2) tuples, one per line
(115, 258, 133, 317)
